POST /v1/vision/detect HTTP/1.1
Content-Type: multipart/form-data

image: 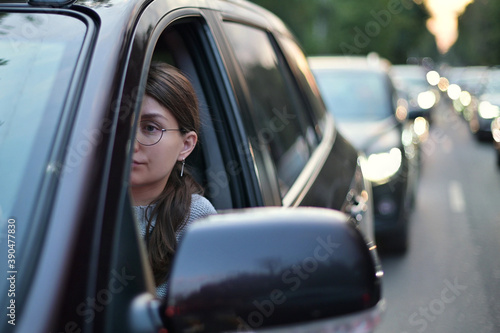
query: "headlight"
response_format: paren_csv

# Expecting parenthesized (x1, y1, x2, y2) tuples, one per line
(361, 148, 402, 184)
(479, 101, 500, 119)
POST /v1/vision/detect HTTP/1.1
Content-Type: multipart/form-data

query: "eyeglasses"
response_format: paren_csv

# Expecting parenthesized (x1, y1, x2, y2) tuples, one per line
(136, 121, 183, 146)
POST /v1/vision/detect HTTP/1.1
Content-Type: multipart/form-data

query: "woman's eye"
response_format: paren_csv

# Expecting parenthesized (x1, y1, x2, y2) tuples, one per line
(141, 122, 160, 134)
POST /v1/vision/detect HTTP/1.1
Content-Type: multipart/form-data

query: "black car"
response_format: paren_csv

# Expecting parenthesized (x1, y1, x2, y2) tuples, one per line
(309, 55, 420, 253)
(0, 0, 383, 332)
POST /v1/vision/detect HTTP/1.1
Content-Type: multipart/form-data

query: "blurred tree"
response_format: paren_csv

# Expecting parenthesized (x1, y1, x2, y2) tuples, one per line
(251, 0, 438, 64)
(447, 0, 500, 66)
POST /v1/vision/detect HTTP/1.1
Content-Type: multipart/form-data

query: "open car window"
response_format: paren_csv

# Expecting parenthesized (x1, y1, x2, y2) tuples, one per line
(129, 15, 267, 215)
(149, 21, 236, 211)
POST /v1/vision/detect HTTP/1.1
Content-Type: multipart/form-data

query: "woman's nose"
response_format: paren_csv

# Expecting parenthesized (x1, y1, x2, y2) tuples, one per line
(133, 139, 140, 152)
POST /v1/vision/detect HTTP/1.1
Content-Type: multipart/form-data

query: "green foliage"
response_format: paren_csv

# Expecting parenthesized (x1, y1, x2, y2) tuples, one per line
(251, 0, 438, 64)
(448, 0, 500, 66)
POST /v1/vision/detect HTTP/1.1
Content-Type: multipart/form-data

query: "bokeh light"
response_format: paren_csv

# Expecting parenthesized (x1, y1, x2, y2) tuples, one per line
(417, 91, 437, 109)
(459, 91, 472, 107)
(396, 98, 408, 121)
(426, 70, 440, 86)
(438, 77, 450, 92)
(447, 84, 461, 100)
(414, 116, 429, 138)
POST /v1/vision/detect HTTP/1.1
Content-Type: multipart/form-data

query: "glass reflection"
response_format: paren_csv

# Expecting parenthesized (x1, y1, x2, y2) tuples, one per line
(0, 13, 86, 220)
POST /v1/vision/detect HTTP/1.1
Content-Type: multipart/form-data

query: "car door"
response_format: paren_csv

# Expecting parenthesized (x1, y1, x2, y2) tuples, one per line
(0, 7, 104, 333)
(206, 8, 373, 240)
(71, 3, 273, 333)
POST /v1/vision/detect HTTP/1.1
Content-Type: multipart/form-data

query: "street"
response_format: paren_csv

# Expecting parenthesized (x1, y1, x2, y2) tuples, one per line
(375, 99, 500, 333)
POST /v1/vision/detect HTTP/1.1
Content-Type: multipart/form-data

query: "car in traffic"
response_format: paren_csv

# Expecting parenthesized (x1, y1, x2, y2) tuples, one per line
(468, 68, 500, 140)
(390, 64, 438, 124)
(0, 0, 383, 332)
(446, 66, 489, 123)
(309, 55, 420, 253)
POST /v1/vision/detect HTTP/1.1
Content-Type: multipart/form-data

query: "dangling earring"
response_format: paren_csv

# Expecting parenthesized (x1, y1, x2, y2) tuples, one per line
(180, 159, 185, 177)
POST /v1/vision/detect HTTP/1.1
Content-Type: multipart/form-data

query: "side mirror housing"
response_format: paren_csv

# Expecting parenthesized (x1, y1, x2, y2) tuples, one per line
(164, 207, 384, 332)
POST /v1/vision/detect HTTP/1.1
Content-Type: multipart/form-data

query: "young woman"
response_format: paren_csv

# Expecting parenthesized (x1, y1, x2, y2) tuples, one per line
(130, 62, 216, 297)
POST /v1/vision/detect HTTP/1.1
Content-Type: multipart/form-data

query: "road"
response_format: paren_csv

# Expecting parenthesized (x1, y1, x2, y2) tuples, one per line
(375, 100, 500, 333)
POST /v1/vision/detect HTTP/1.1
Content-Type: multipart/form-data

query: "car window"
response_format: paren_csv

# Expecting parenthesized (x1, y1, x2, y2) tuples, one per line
(0, 12, 87, 292)
(222, 21, 312, 197)
(278, 36, 327, 138)
(149, 20, 261, 208)
(0, 12, 86, 214)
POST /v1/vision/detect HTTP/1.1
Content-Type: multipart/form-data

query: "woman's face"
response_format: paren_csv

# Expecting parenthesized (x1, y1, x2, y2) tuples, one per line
(129, 95, 196, 205)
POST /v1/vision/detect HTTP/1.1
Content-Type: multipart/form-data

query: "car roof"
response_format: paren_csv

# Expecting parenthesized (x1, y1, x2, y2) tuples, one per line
(0, 0, 297, 62)
(0, 0, 290, 36)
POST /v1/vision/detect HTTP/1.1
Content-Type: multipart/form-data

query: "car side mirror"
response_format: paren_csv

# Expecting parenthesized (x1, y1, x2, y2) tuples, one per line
(161, 207, 384, 332)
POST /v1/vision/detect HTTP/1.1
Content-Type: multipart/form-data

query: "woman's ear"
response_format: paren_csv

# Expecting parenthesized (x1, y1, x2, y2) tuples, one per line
(178, 131, 198, 161)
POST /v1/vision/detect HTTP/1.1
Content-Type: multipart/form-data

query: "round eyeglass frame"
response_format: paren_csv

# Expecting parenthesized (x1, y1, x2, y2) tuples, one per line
(136, 128, 183, 146)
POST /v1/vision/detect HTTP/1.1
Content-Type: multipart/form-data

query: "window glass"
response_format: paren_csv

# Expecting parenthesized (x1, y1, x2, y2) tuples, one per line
(0, 12, 87, 274)
(223, 22, 310, 196)
(279, 36, 326, 137)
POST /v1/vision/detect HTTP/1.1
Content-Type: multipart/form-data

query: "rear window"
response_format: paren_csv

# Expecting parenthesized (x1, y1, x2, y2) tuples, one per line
(313, 70, 393, 121)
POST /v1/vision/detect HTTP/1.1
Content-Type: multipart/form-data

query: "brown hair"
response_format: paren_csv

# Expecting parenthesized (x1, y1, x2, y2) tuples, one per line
(144, 62, 203, 285)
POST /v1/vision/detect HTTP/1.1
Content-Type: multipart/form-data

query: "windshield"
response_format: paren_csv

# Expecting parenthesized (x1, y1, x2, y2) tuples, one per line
(390, 66, 430, 93)
(0, 11, 87, 305)
(485, 77, 500, 94)
(314, 70, 393, 121)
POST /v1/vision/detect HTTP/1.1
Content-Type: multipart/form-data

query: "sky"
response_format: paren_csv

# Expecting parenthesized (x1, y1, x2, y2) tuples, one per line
(424, 0, 474, 54)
